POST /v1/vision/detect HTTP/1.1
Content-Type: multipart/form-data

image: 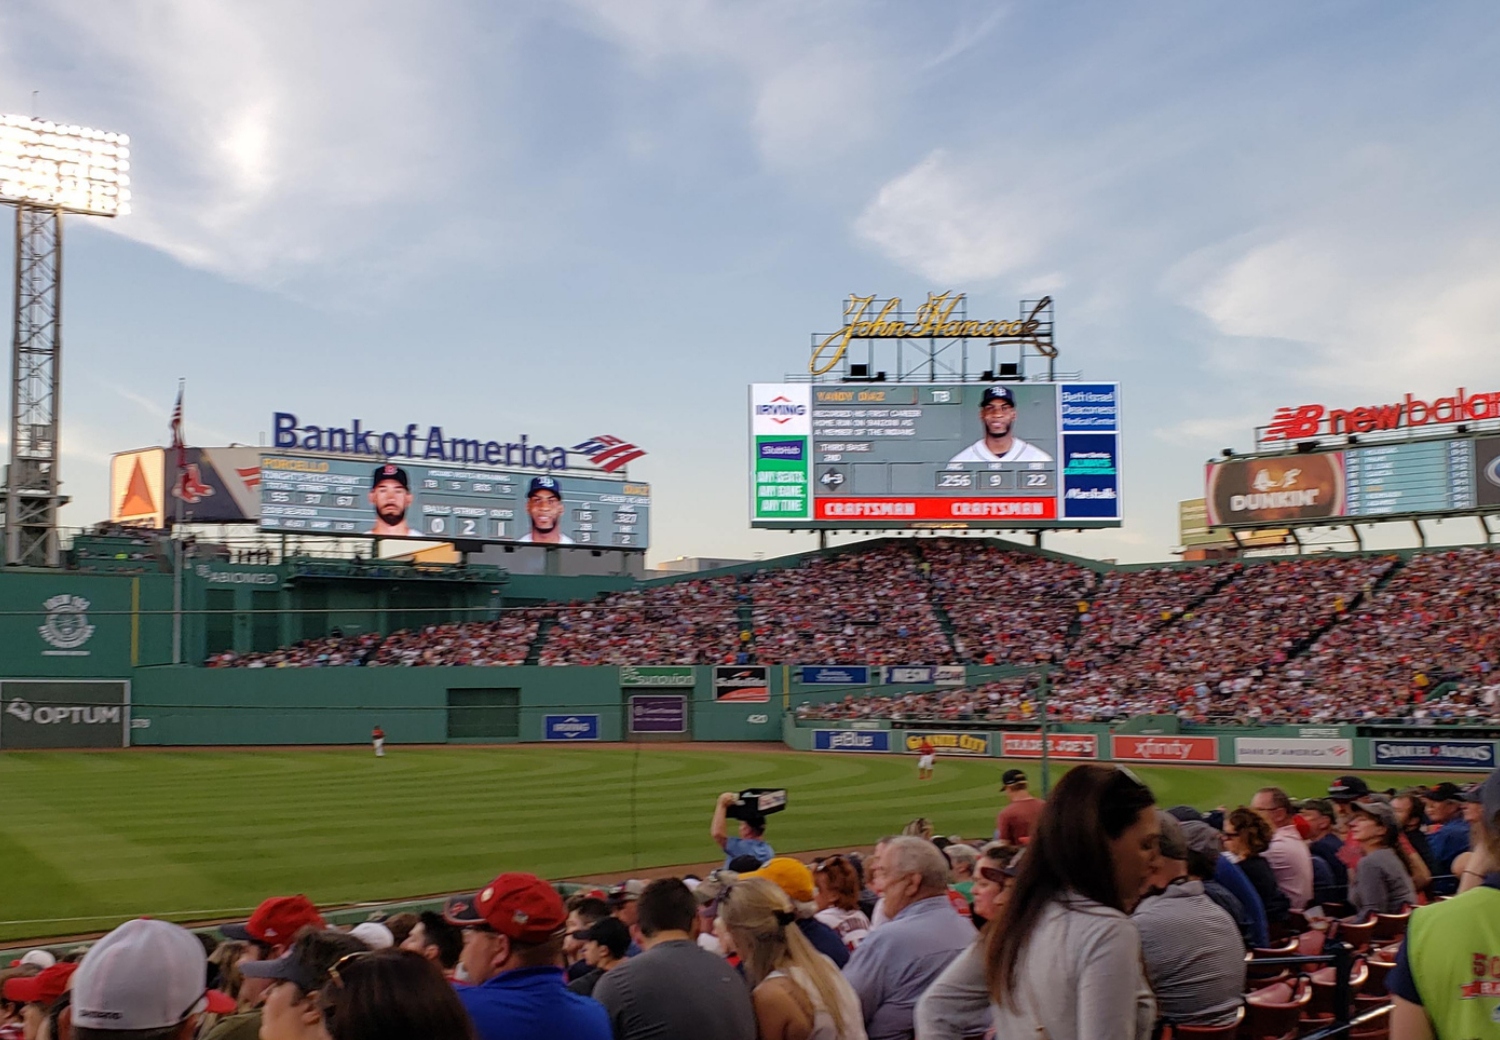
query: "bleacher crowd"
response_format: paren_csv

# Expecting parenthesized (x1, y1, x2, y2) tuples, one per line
(7, 767, 1498, 1040)
(204, 540, 1500, 725)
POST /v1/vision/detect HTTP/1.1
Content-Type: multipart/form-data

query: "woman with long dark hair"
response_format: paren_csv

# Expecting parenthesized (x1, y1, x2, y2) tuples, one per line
(316, 949, 476, 1040)
(916, 765, 1160, 1040)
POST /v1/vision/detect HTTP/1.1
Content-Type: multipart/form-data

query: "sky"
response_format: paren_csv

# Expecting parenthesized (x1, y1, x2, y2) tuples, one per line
(4, 1, 1500, 565)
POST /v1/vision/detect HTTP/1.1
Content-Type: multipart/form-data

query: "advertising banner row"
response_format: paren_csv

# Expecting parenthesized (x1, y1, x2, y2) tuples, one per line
(806, 729, 1497, 771)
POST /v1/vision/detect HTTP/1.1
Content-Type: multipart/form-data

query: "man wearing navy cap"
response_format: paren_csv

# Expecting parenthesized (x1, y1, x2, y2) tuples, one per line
(518, 476, 574, 544)
(366, 463, 417, 537)
(948, 385, 1053, 465)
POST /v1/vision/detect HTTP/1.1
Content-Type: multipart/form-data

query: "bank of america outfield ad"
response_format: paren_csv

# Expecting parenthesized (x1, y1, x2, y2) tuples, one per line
(749, 382, 1120, 528)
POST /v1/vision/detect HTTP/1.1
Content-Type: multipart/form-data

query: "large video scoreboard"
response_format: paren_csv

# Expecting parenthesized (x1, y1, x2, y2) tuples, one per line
(749, 381, 1122, 529)
(259, 455, 650, 548)
(1206, 435, 1500, 527)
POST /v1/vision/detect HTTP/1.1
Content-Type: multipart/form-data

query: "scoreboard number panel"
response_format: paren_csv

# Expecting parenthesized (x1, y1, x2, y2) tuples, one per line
(259, 455, 651, 549)
(749, 381, 1121, 530)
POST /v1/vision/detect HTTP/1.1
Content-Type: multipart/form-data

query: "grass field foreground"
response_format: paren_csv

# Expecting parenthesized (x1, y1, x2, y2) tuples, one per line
(0, 745, 1484, 942)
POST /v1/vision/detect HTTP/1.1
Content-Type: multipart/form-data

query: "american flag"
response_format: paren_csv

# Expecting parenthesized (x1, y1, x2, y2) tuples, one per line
(571, 434, 647, 473)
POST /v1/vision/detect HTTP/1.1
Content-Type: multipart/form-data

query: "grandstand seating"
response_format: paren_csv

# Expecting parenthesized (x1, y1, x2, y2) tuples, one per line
(210, 538, 1500, 723)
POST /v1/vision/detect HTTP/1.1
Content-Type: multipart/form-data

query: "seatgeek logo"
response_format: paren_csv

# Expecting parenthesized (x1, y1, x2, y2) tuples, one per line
(758, 440, 805, 461)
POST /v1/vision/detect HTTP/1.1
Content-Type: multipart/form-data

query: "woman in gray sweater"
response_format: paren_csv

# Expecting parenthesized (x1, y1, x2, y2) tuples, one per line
(916, 765, 1161, 1040)
(1348, 798, 1417, 917)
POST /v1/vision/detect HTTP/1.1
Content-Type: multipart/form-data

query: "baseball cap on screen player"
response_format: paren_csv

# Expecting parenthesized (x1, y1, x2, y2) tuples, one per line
(370, 463, 409, 489)
(980, 386, 1016, 407)
(527, 475, 562, 499)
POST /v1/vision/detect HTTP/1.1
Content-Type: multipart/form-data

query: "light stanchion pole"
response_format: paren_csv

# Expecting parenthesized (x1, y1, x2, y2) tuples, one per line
(1039, 665, 1052, 797)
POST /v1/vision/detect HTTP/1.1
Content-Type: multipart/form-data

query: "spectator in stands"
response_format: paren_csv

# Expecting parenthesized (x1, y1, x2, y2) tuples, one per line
(995, 769, 1044, 844)
(1169, 806, 1269, 947)
(1251, 786, 1314, 910)
(593, 878, 756, 1040)
(1392, 791, 1436, 872)
(206, 894, 327, 1040)
(718, 877, 866, 1040)
(400, 910, 462, 979)
(1347, 799, 1417, 916)
(566, 918, 631, 998)
(1390, 767, 1500, 1040)
(381, 912, 419, 947)
(1180, 821, 1254, 948)
(814, 856, 872, 951)
(1, 963, 75, 1040)
(1424, 782, 1471, 881)
(740, 857, 848, 967)
(442, 873, 610, 1040)
(66, 919, 234, 1040)
(563, 896, 612, 982)
(917, 764, 1159, 1040)
(1301, 798, 1351, 901)
(239, 929, 368, 1040)
(1224, 808, 1290, 925)
(944, 843, 979, 902)
(0, 964, 37, 1040)
(970, 844, 1021, 926)
(313, 948, 476, 1040)
(1133, 812, 1246, 1029)
(846, 836, 980, 1040)
(711, 792, 774, 868)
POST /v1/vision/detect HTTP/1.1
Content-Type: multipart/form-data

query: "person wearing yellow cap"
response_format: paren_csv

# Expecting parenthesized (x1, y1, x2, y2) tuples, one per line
(739, 858, 850, 968)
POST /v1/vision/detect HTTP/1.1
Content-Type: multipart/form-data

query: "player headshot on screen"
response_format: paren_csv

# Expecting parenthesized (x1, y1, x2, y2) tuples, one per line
(519, 475, 575, 544)
(948, 385, 1054, 465)
(367, 463, 418, 537)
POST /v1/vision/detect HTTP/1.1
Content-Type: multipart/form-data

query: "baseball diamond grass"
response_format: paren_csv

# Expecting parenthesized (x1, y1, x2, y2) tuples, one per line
(0, 744, 1484, 942)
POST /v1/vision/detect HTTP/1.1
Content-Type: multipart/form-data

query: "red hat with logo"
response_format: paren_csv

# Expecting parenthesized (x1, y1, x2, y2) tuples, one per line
(445, 873, 566, 943)
(3, 962, 78, 1005)
(219, 895, 326, 944)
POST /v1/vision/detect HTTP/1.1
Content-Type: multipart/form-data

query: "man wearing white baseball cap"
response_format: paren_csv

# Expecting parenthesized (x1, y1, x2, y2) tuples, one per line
(70, 918, 235, 1039)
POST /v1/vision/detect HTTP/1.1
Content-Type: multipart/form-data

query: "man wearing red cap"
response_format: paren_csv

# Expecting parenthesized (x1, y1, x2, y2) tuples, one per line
(444, 872, 610, 1040)
(201, 895, 325, 1040)
(2, 962, 78, 1040)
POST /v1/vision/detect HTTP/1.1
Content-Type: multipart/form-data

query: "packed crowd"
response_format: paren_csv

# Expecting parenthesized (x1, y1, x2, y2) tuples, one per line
(746, 546, 951, 666)
(206, 540, 1500, 724)
(9, 766, 1497, 1040)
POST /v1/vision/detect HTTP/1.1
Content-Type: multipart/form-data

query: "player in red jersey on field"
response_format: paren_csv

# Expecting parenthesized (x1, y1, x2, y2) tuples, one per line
(917, 738, 937, 780)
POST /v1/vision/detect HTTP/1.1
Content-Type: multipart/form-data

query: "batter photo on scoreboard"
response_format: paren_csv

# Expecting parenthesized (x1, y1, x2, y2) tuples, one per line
(367, 463, 419, 537)
(519, 475, 575, 544)
(949, 385, 1054, 465)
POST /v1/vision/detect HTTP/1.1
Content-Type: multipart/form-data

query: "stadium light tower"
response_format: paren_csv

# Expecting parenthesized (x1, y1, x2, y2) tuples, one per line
(0, 115, 130, 566)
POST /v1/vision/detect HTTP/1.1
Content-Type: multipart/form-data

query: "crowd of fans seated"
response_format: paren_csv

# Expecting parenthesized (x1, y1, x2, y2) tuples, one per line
(9, 767, 1490, 1040)
(746, 545, 951, 665)
(207, 540, 1500, 725)
(540, 577, 743, 666)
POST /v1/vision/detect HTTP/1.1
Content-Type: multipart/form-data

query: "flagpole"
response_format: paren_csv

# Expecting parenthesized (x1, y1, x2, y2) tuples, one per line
(171, 379, 184, 665)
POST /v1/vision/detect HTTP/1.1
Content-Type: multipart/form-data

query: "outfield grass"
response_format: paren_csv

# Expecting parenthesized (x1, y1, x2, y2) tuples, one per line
(0, 745, 1483, 942)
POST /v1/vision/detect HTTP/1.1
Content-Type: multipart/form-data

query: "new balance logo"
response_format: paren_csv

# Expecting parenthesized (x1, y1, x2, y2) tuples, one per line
(1262, 404, 1325, 441)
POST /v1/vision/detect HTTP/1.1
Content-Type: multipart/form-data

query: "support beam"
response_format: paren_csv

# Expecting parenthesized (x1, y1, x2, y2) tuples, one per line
(1289, 527, 1303, 554)
(1349, 524, 1363, 551)
(1411, 518, 1426, 547)
(5, 204, 63, 567)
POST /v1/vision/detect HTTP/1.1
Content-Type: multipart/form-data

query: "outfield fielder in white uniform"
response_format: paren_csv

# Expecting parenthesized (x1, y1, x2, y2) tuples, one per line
(948, 385, 1053, 465)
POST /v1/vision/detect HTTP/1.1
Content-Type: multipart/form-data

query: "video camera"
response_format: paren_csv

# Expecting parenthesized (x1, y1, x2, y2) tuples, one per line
(724, 788, 788, 824)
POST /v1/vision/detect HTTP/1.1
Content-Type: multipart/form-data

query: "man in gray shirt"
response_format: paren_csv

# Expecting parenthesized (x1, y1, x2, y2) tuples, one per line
(844, 836, 980, 1040)
(592, 878, 755, 1040)
(1134, 812, 1245, 1028)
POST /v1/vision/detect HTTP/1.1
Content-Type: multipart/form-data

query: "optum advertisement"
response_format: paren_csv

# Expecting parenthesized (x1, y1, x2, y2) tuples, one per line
(0, 680, 129, 749)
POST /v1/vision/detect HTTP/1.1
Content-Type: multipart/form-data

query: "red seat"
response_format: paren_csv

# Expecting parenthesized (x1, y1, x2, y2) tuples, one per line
(1370, 910, 1410, 942)
(1243, 979, 1311, 1040)
(1295, 930, 1326, 957)
(1308, 960, 1368, 1017)
(1172, 1007, 1244, 1040)
(1334, 918, 1377, 952)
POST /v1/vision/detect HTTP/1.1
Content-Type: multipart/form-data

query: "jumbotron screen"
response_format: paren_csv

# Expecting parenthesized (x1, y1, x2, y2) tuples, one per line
(1205, 435, 1500, 527)
(259, 454, 651, 548)
(749, 382, 1122, 529)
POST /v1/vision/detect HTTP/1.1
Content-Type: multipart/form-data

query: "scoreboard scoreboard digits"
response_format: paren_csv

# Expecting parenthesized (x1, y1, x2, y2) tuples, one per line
(260, 455, 650, 548)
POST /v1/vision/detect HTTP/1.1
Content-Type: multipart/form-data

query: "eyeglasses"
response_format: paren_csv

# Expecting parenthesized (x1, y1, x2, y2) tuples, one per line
(1113, 764, 1148, 790)
(327, 950, 377, 989)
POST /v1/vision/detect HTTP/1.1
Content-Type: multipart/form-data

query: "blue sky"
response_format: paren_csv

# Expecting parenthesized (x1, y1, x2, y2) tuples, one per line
(5, 1, 1500, 563)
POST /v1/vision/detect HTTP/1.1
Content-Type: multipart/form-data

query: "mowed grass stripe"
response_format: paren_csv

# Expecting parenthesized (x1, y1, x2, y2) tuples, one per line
(0, 747, 1482, 941)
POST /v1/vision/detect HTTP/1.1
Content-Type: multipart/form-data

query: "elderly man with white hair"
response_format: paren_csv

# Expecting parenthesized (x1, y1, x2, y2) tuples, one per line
(842, 836, 981, 1040)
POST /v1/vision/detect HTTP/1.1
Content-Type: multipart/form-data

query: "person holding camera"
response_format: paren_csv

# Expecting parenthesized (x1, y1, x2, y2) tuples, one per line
(712, 792, 775, 869)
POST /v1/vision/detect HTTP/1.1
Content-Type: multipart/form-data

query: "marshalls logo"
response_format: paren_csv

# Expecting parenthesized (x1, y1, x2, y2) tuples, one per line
(38, 595, 95, 653)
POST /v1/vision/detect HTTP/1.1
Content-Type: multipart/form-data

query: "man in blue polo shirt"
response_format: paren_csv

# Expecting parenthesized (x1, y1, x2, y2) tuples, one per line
(444, 872, 610, 1040)
(710, 791, 774, 868)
